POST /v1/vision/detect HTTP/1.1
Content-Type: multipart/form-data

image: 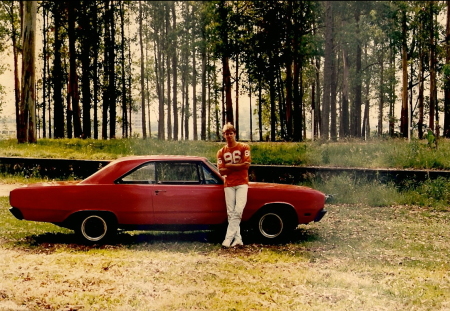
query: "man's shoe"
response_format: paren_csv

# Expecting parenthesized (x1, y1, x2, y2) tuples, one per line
(222, 239, 232, 248)
(231, 239, 243, 247)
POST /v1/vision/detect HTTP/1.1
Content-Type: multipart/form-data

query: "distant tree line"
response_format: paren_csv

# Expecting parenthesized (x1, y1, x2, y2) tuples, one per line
(0, 1, 449, 143)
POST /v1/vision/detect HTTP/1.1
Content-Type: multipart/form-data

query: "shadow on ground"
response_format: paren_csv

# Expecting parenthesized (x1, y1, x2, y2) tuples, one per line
(12, 227, 322, 253)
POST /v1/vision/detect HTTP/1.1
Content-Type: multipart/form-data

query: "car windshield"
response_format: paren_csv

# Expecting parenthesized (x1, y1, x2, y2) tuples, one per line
(205, 159, 220, 173)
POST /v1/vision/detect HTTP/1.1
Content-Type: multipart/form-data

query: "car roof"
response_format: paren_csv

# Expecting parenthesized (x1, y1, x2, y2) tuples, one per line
(113, 155, 207, 162)
(80, 155, 212, 184)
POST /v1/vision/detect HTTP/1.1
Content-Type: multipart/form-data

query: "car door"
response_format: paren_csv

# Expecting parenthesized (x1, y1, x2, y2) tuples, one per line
(152, 161, 227, 225)
(113, 162, 156, 225)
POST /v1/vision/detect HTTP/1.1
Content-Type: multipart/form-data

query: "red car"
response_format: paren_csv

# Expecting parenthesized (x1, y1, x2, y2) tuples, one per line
(9, 155, 327, 244)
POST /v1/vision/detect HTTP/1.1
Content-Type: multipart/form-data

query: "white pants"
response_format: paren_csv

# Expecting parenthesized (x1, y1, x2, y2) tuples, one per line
(224, 184, 248, 242)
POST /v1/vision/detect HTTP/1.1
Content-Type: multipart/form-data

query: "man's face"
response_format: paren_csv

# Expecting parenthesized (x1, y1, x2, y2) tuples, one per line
(223, 130, 235, 143)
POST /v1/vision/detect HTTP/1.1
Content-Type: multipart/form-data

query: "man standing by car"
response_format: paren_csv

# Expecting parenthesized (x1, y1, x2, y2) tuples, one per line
(217, 122, 251, 247)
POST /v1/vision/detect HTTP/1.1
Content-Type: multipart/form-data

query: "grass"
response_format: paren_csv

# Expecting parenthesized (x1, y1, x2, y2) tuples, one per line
(1, 138, 450, 310)
(2, 136, 450, 169)
(0, 196, 449, 310)
(2, 137, 450, 208)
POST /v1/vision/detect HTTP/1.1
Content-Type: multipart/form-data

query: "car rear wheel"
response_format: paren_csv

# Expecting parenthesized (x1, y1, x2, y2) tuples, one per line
(252, 208, 296, 243)
(75, 213, 117, 244)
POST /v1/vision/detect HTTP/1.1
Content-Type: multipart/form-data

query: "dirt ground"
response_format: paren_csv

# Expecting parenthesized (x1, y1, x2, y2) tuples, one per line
(0, 184, 23, 197)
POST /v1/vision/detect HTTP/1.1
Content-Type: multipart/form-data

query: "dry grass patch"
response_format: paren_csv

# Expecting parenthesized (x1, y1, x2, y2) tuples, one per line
(0, 199, 449, 310)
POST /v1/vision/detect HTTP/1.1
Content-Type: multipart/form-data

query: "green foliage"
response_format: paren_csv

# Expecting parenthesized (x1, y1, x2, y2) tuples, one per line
(307, 172, 450, 209)
(248, 142, 309, 165)
(398, 177, 450, 209)
(309, 174, 402, 207)
(3, 137, 450, 208)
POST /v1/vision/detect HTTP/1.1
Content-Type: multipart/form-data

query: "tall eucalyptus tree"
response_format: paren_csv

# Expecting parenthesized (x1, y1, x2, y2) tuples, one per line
(52, 1, 65, 139)
(321, 1, 333, 140)
(18, 1, 37, 143)
(445, 0, 450, 137)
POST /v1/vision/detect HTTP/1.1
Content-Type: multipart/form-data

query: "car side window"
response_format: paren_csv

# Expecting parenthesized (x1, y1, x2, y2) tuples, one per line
(119, 163, 156, 184)
(157, 162, 201, 184)
(201, 163, 222, 184)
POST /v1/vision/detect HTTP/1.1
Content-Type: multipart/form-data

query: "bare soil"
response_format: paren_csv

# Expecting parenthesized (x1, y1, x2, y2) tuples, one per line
(0, 184, 23, 197)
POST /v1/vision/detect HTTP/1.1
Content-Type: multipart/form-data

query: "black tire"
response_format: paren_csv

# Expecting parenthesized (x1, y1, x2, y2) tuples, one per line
(252, 208, 296, 243)
(75, 213, 117, 244)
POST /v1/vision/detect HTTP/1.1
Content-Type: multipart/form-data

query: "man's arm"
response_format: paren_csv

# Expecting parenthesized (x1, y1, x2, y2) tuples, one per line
(219, 162, 249, 176)
(223, 162, 250, 170)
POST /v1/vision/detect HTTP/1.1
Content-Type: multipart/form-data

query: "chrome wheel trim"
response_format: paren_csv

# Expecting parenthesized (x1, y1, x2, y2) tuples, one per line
(81, 215, 108, 242)
(258, 212, 284, 239)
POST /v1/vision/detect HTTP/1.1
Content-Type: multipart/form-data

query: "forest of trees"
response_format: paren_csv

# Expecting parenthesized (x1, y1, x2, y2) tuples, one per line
(0, 1, 449, 143)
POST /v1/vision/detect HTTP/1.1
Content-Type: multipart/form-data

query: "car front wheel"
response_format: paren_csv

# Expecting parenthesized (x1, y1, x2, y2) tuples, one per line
(75, 213, 117, 244)
(252, 209, 295, 243)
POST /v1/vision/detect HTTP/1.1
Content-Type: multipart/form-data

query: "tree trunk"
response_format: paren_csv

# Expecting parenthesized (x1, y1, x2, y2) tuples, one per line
(389, 40, 395, 137)
(145, 42, 151, 137)
(166, 5, 172, 141)
(429, 2, 437, 133)
(184, 70, 189, 140)
(286, 1, 294, 141)
(80, 2, 92, 138)
(342, 48, 350, 137)
(330, 42, 337, 140)
(270, 57, 277, 141)
(68, 1, 82, 138)
(298, 63, 303, 142)
(192, 40, 198, 140)
(377, 47, 384, 136)
(53, 2, 64, 139)
(7, 2, 21, 140)
(172, 2, 179, 141)
(139, 2, 147, 139)
(321, 1, 332, 140)
(120, 2, 128, 138)
(293, 53, 300, 141)
(201, 22, 207, 140)
(219, 1, 233, 125)
(352, 9, 362, 138)
(276, 67, 286, 139)
(445, 0, 450, 137)
(102, 0, 110, 140)
(418, 40, 425, 139)
(93, 3, 99, 139)
(315, 55, 321, 139)
(18, 1, 37, 143)
(258, 77, 263, 141)
(108, 1, 116, 139)
(42, 6, 47, 138)
(400, 9, 409, 137)
(362, 45, 370, 139)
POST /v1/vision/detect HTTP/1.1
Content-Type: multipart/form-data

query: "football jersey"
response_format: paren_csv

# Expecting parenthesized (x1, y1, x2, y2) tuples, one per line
(217, 142, 251, 187)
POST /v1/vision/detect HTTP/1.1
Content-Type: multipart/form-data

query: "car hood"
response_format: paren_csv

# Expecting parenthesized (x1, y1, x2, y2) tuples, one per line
(249, 181, 321, 192)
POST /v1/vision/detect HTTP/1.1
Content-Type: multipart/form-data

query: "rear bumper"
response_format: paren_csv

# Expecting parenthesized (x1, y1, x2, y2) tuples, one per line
(314, 208, 327, 222)
(9, 207, 23, 220)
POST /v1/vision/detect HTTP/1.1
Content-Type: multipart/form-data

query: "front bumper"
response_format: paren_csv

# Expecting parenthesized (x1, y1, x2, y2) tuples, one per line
(9, 207, 23, 220)
(314, 208, 327, 222)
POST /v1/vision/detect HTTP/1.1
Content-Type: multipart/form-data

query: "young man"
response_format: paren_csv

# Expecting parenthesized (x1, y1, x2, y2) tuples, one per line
(216, 123, 251, 247)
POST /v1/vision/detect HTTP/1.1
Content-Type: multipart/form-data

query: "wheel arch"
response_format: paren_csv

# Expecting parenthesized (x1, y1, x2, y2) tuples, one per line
(63, 210, 118, 230)
(250, 202, 298, 225)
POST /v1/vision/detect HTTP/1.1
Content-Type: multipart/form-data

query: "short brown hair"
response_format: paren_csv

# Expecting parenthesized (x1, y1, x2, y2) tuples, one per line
(222, 122, 236, 133)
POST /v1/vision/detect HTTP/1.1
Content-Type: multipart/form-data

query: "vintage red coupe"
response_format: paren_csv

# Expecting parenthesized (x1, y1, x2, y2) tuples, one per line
(9, 155, 327, 244)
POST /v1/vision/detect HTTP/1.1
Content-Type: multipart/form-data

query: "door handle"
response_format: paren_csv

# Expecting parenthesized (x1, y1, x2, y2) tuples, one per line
(155, 190, 166, 195)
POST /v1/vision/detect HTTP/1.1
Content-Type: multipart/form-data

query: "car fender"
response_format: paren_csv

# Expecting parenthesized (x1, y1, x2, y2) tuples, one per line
(243, 201, 297, 223)
(62, 210, 118, 230)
